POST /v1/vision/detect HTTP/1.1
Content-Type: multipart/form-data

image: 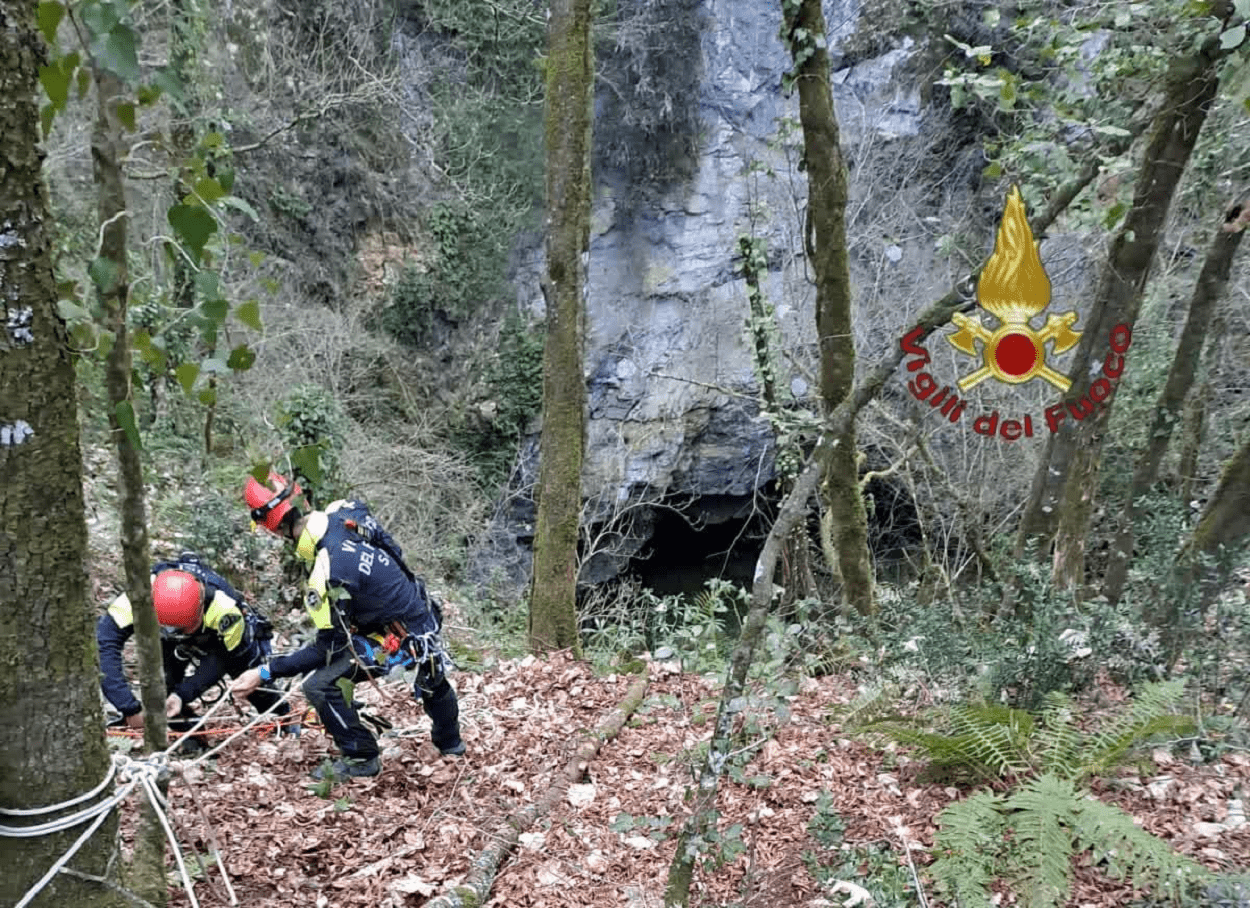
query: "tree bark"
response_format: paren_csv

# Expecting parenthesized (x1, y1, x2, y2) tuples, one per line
(424, 671, 648, 908)
(664, 443, 823, 907)
(1102, 195, 1247, 604)
(740, 235, 815, 604)
(0, 3, 123, 904)
(1015, 34, 1228, 587)
(784, 0, 874, 616)
(1159, 432, 1250, 655)
(93, 65, 169, 904)
(529, 0, 593, 656)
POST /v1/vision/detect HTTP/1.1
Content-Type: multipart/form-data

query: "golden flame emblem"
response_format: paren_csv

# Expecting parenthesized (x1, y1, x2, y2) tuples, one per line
(948, 185, 1081, 391)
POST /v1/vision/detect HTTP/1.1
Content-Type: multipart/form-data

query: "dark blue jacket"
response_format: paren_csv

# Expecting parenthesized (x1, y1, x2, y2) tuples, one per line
(269, 506, 437, 678)
(97, 557, 246, 715)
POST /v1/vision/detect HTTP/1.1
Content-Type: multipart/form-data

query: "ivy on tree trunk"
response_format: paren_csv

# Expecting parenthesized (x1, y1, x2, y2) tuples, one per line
(783, 0, 874, 616)
(93, 62, 169, 905)
(528, 0, 592, 656)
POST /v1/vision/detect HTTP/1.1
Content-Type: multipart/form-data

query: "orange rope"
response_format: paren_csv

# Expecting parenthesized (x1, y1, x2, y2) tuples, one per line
(105, 712, 305, 739)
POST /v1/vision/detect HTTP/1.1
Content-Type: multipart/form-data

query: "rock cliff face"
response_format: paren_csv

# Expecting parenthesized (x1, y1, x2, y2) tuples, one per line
(467, 0, 963, 596)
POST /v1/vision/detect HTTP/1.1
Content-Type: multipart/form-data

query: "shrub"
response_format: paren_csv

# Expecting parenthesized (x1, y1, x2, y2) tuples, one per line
(275, 382, 349, 506)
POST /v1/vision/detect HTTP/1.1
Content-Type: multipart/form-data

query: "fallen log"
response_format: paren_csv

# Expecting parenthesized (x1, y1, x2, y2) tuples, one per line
(423, 670, 650, 908)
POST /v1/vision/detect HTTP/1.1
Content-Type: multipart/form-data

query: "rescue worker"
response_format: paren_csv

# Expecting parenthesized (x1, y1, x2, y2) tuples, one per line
(233, 472, 464, 782)
(97, 554, 290, 735)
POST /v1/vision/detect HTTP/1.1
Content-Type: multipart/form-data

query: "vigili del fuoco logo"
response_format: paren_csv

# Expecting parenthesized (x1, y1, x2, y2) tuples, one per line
(898, 185, 1133, 441)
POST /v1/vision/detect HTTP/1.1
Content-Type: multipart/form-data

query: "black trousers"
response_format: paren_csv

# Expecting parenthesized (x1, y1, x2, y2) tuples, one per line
(302, 649, 461, 760)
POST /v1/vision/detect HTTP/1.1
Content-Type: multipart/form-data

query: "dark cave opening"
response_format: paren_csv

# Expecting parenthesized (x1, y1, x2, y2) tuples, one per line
(629, 495, 766, 598)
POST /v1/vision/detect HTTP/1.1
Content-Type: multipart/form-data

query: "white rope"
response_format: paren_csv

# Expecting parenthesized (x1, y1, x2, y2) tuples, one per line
(3, 674, 309, 907)
(187, 675, 307, 767)
(12, 797, 120, 908)
(0, 758, 119, 817)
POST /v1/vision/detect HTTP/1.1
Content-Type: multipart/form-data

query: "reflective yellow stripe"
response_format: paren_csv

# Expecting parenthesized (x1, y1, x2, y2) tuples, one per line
(107, 593, 134, 629)
(203, 591, 245, 650)
(306, 548, 333, 630)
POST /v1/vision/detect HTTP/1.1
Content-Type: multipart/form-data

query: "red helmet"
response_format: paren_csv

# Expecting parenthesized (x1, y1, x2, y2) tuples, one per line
(244, 471, 302, 534)
(153, 570, 204, 631)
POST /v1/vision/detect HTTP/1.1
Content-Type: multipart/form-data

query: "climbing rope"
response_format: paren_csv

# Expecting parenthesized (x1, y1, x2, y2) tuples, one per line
(1, 679, 307, 908)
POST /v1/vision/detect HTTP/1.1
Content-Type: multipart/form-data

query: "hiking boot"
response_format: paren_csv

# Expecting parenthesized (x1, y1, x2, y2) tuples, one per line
(438, 739, 466, 757)
(311, 756, 381, 782)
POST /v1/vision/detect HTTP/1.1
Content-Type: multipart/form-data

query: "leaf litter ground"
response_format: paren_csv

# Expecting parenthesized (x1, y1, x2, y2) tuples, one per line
(152, 651, 1250, 908)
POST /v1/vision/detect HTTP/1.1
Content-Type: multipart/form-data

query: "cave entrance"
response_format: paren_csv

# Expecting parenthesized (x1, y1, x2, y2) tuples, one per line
(629, 495, 767, 599)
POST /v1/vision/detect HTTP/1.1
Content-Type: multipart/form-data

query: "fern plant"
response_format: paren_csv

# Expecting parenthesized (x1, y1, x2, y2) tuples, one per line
(856, 679, 1195, 784)
(856, 681, 1205, 907)
(931, 773, 1207, 908)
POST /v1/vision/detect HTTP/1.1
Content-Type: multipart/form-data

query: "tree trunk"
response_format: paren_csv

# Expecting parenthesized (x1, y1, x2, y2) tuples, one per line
(784, 0, 874, 616)
(528, 0, 592, 656)
(1016, 33, 1228, 586)
(0, 4, 123, 904)
(93, 66, 169, 904)
(1159, 433, 1250, 656)
(1102, 195, 1247, 604)
(664, 443, 824, 907)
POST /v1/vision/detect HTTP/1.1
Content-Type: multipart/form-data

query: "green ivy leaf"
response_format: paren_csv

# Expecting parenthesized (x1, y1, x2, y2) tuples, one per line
(88, 257, 120, 292)
(39, 62, 72, 107)
(174, 362, 199, 393)
(37, 1, 65, 44)
(41, 103, 57, 138)
(227, 344, 256, 371)
(219, 195, 260, 221)
(76, 67, 91, 100)
(201, 297, 228, 324)
(198, 386, 218, 406)
(235, 299, 263, 331)
(115, 101, 136, 132)
(291, 445, 323, 486)
(56, 299, 90, 322)
(100, 24, 141, 82)
(114, 400, 141, 450)
(192, 176, 226, 203)
(168, 204, 217, 260)
(193, 270, 221, 301)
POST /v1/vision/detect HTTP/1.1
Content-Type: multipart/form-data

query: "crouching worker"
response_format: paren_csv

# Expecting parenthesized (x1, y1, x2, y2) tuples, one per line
(98, 554, 291, 740)
(233, 473, 464, 783)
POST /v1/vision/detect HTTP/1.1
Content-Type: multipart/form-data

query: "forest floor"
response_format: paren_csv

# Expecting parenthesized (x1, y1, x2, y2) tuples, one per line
(128, 625, 1250, 908)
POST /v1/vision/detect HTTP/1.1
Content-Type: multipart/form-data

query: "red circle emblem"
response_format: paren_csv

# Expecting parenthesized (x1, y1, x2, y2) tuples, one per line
(994, 332, 1038, 377)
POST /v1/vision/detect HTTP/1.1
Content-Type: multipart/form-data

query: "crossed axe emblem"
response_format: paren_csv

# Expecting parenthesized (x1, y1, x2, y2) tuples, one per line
(948, 311, 1081, 392)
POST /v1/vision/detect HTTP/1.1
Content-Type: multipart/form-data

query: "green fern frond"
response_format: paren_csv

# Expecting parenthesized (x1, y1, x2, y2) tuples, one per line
(1085, 680, 1194, 776)
(931, 790, 1006, 908)
(1003, 773, 1079, 908)
(834, 683, 898, 727)
(1073, 795, 1208, 901)
(1037, 692, 1082, 780)
(948, 703, 1035, 776)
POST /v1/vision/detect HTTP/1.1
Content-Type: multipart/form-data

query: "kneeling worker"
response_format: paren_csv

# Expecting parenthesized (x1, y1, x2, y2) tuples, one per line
(233, 473, 464, 782)
(98, 554, 289, 735)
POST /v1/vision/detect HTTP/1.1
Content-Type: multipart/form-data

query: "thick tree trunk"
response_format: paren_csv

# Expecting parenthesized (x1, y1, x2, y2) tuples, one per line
(529, 0, 592, 655)
(784, 0, 874, 616)
(1015, 36, 1227, 586)
(1102, 196, 1247, 604)
(93, 66, 169, 904)
(0, 4, 123, 904)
